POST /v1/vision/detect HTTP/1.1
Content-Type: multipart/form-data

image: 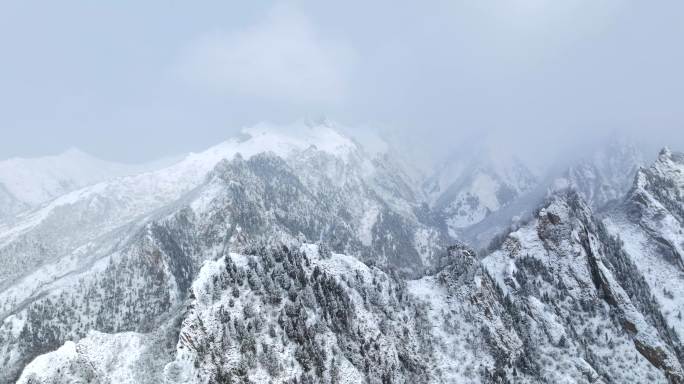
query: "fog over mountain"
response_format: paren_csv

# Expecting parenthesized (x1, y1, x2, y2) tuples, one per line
(1, 2, 684, 384)
(1, 1, 683, 164)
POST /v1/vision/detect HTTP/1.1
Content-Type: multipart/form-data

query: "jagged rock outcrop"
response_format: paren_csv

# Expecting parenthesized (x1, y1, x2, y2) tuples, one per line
(483, 190, 682, 383)
(624, 148, 684, 269)
(603, 147, 684, 377)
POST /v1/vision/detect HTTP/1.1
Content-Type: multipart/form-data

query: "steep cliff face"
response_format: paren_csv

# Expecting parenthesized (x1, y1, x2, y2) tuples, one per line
(625, 148, 684, 269)
(604, 148, 684, 352)
(482, 191, 678, 382)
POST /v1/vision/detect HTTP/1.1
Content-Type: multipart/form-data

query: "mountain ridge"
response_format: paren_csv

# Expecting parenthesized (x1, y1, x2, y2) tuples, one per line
(1, 124, 682, 383)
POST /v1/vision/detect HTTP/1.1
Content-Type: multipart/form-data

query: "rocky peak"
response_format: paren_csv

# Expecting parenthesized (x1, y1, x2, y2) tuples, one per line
(653, 147, 684, 186)
(628, 148, 684, 218)
(535, 189, 596, 249)
(428, 241, 477, 276)
(624, 149, 684, 273)
(483, 188, 684, 383)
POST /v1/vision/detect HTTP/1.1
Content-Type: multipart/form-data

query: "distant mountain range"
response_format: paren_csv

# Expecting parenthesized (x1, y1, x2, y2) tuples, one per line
(1, 121, 682, 383)
(0, 148, 176, 219)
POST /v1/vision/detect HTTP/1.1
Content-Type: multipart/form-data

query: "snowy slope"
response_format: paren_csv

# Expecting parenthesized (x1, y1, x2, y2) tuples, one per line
(0, 119, 372, 292)
(604, 147, 684, 343)
(424, 148, 537, 245)
(16, 331, 148, 384)
(428, 138, 645, 250)
(0, 120, 448, 382)
(426, 150, 537, 214)
(4, 129, 684, 383)
(164, 244, 433, 383)
(0, 120, 368, 287)
(0, 184, 25, 219)
(552, 139, 644, 209)
(0, 148, 166, 219)
(482, 191, 681, 383)
(19, 191, 683, 383)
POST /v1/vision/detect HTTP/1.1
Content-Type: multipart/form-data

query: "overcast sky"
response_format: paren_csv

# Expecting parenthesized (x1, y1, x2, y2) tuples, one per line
(1, 1, 682, 164)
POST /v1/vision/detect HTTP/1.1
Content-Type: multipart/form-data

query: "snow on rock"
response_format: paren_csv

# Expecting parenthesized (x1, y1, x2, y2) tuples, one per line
(16, 340, 79, 383)
(602, 147, 684, 355)
(4, 134, 684, 384)
(0, 124, 445, 382)
(17, 331, 148, 384)
(481, 190, 676, 383)
(0, 120, 360, 243)
(0, 120, 392, 297)
(626, 148, 684, 268)
(164, 242, 433, 383)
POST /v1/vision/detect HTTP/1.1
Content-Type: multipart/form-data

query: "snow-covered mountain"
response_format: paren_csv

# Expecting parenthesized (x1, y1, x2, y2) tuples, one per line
(1, 124, 683, 383)
(424, 149, 537, 242)
(14, 190, 684, 383)
(0, 120, 448, 382)
(552, 139, 645, 210)
(0, 148, 174, 220)
(604, 147, 684, 345)
(482, 190, 683, 383)
(426, 139, 647, 250)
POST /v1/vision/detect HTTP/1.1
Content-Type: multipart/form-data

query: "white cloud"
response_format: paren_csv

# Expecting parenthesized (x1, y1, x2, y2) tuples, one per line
(175, 4, 356, 105)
